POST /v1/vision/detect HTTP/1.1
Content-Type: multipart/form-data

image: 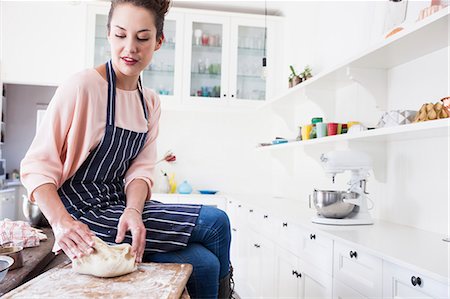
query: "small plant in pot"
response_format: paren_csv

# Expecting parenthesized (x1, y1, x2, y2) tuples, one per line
(288, 65, 302, 88)
(300, 65, 313, 81)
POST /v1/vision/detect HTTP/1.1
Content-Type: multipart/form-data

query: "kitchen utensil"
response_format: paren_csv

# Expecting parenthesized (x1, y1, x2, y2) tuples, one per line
(312, 189, 357, 219)
(301, 125, 312, 140)
(177, 181, 193, 194)
(0, 245, 24, 269)
(316, 122, 327, 138)
(327, 123, 338, 136)
(312, 150, 374, 225)
(0, 255, 14, 282)
(22, 195, 49, 227)
(198, 190, 218, 195)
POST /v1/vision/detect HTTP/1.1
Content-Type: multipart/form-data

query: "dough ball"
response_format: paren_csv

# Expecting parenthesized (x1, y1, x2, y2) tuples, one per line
(72, 236, 137, 278)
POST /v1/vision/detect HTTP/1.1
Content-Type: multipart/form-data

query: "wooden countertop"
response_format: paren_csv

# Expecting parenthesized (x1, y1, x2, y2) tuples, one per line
(0, 227, 56, 296)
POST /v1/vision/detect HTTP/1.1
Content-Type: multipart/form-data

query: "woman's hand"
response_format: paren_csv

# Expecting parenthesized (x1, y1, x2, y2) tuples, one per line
(52, 215, 95, 260)
(115, 208, 146, 263)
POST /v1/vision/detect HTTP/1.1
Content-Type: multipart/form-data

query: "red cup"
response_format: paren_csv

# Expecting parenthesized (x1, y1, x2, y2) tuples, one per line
(327, 123, 338, 136)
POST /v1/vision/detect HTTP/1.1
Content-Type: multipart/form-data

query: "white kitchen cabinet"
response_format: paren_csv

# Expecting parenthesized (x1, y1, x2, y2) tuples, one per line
(299, 230, 333, 275)
(182, 12, 281, 106)
(86, 3, 184, 109)
(382, 261, 449, 299)
(333, 279, 368, 299)
(276, 246, 332, 299)
(1, 1, 87, 86)
(333, 241, 382, 298)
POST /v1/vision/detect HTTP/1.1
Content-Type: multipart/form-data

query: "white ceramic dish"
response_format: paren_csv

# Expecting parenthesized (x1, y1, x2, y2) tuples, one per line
(0, 255, 14, 282)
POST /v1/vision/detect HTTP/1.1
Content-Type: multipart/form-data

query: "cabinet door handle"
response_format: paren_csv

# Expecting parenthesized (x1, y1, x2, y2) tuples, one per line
(254, 244, 260, 248)
(249, 209, 253, 213)
(231, 94, 235, 98)
(296, 272, 302, 278)
(232, 228, 237, 232)
(310, 234, 316, 240)
(349, 251, 358, 258)
(263, 215, 268, 219)
(228, 200, 232, 204)
(238, 205, 242, 208)
(411, 276, 422, 287)
(282, 222, 288, 227)
(292, 270, 298, 276)
(223, 94, 227, 97)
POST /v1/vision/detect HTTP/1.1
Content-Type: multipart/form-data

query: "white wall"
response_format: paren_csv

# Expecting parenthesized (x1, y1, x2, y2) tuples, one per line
(268, 0, 449, 236)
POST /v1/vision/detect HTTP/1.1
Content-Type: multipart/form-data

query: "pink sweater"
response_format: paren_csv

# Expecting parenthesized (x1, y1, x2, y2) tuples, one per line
(20, 69, 161, 201)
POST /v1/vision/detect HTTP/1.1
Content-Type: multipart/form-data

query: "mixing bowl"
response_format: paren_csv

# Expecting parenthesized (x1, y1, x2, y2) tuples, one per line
(22, 195, 49, 227)
(312, 189, 358, 219)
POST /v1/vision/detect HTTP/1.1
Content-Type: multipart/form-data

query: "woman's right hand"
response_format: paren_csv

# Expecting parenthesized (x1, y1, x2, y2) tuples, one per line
(52, 215, 95, 260)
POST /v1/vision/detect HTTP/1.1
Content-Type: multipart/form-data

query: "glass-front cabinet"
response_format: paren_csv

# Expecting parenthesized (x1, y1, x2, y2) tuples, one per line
(183, 13, 278, 105)
(86, 4, 281, 108)
(86, 4, 183, 107)
(183, 14, 230, 104)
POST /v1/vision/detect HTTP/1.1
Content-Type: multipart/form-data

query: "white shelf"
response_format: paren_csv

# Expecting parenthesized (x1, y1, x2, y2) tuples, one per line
(256, 119, 450, 151)
(260, 9, 449, 109)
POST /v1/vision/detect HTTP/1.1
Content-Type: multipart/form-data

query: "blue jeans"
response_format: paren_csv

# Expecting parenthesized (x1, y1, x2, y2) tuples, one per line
(144, 205, 231, 299)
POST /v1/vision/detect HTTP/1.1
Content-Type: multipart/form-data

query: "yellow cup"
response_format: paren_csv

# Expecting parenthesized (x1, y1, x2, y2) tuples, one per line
(347, 121, 360, 129)
(301, 124, 313, 140)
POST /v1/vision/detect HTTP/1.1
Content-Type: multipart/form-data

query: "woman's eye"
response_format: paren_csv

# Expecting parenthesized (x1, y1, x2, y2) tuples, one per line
(115, 34, 125, 38)
(137, 37, 149, 41)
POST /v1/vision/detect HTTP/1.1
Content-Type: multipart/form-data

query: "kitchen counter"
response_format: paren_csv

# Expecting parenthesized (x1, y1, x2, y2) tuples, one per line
(227, 194, 450, 285)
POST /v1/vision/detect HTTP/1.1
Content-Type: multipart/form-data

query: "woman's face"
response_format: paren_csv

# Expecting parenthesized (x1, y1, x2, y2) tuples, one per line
(108, 3, 162, 78)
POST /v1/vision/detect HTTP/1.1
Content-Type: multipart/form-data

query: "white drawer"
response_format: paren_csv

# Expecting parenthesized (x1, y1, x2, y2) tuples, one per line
(333, 241, 382, 298)
(300, 230, 333, 275)
(333, 279, 368, 299)
(383, 260, 449, 299)
(278, 219, 302, 255)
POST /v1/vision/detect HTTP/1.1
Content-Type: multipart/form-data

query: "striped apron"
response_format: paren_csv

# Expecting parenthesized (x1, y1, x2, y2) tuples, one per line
(58, 60, 201, 253)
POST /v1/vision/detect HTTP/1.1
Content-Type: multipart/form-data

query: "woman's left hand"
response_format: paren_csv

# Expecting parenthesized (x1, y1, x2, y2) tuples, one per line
(116, 208, 146, 262)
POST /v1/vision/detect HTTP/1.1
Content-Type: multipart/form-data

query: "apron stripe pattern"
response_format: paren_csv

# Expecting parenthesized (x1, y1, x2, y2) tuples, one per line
(58, 60, 201, 253)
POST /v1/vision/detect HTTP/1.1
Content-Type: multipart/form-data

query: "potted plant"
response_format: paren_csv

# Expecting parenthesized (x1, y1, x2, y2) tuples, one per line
(300, 65, 313, 81)
(288, 65, 302, 88)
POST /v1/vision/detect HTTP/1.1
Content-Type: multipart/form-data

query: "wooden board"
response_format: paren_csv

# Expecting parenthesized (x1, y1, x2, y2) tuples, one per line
(3, 261, 192, 299)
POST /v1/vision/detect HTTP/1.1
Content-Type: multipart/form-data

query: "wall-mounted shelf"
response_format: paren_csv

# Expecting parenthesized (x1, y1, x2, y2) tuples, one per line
(256, 119, 450, 151)
(259, 9, 449, 110)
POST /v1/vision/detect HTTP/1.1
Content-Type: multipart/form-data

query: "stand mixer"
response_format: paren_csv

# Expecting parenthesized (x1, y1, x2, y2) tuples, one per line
(311, 150, 374, 225)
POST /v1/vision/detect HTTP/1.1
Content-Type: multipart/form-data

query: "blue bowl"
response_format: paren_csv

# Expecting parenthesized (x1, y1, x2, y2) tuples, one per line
(198, 190, 218, 195)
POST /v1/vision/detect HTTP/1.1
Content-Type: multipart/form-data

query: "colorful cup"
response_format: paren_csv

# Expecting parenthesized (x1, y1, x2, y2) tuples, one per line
(347, 121, 360, 129)
(301, 124, 313, 140)
(316, 122, 327, 138)
(337, 123, 342, 134)
(327, 123, 338, 136)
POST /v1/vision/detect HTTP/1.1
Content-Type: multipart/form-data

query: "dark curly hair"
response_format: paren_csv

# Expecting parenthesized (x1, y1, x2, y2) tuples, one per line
(107, 0, 171, 39)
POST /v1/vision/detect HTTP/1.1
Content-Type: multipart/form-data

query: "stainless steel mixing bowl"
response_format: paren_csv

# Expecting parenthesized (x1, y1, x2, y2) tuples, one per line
(312, 189, 358, 219)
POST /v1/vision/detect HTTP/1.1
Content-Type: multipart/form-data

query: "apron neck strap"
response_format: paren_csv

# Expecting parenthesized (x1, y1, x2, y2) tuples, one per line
(105, 60, 148, 127)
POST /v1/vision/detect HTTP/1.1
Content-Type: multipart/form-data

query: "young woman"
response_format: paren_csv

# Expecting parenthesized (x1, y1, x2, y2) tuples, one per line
(20, 1, 232, 298)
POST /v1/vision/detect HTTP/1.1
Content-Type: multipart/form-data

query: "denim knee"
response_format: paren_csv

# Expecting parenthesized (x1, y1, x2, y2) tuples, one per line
(197, 206, 231, 235)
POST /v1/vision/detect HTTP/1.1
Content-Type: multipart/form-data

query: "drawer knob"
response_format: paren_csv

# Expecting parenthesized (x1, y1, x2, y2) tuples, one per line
(238, 205, 242, 208)
(349, 251, 358, 258)
(292, 270, 298, 276)
(282, 222, 288, 227)
(228, 200, 232, 204)
(249, 209, 253, 213)
(232, 228, 237, 232)
(254, 244, 260, 248)
(263, 215, 268, 219)
(310, 234, 316, 240)
(411, 276, 422, 287)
